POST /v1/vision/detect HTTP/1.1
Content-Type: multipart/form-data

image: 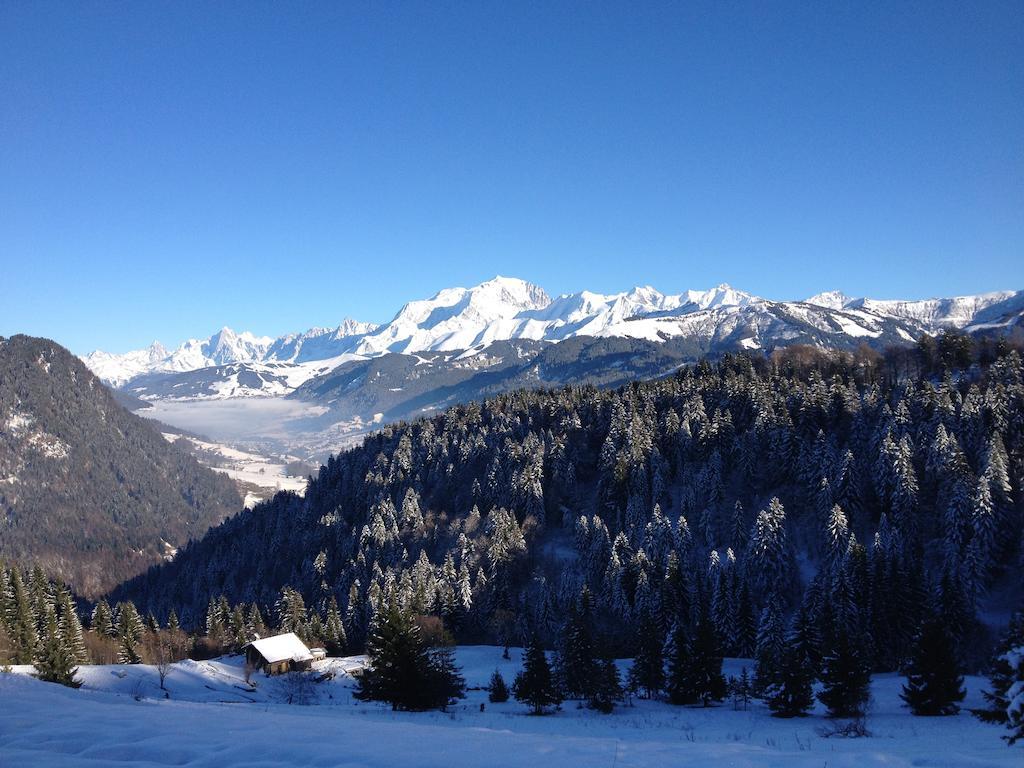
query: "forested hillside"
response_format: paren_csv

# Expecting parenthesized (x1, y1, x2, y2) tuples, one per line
(118, 333, 1023, 674)
(0, 336, 241, 597)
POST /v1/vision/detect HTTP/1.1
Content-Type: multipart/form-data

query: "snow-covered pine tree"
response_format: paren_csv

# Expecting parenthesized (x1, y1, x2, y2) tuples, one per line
(6, 568, 38, 664)
(34, 602, 80, 688)
(116, 601, 145, 664)
(754, 596, 784, 695)
(91, 599, 114, 637)
(57, 589, 87, 663)
(975, 610, 1024, 737)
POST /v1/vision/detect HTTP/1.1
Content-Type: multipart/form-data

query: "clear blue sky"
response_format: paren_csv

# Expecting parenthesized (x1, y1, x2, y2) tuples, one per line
(2, 1, 1022, 353)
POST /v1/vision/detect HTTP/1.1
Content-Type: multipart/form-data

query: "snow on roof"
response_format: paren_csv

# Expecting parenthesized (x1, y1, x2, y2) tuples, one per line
(247, 632, 313, 664)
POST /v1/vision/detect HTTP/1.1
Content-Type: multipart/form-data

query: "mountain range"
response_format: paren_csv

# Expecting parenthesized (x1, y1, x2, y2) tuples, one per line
(83, 277, 1024, 405)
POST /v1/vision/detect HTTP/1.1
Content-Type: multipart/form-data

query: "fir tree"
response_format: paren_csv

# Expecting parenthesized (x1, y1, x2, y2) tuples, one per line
(354, 606, 465, 710)
(754, 596, 784, 694)
(557, 586, 597, 700)
(687, 619, 727, 706)
(57, 589, 87, 663)
(818, 616, 871, 718)
(7, 569, 38, 664)
(91, 599, 114, 637)
(665, 621, 692, 705)
(588, 657, 622, 714)
(628, 613, 664, 699)
(900, 613, 965, 716)
(766, 617, 816, 718)
(975, 610, 1024, 734)
(488, 669, 510, 702)
(730, 667, 753, 711)
(116, 601, 145, 664)
(513, 634, 562, 715)
(667, 620, 726, 706)
(323, 596, 347, 656)
(34, 602, 80, 688)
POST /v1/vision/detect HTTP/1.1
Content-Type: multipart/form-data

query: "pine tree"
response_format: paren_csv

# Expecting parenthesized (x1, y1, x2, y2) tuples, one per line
(766, 614, 816, 718)
(7, 569, 38, 664)
(34, 602, 80, 688)
(57, 589, 87, 663)
(730, 667, 753, 711)
(488, 669, 510, 702)
(687, 619, 727, 706)
(628, 613, 664, 699)
(323, 596, 347, 656)
(818, 615, 871, 718)
(901, 613, 965, 716)
(588, 657, 622, 714)
(665, 621, 692, 705)
(513, 634, 562, 715)
(975, 610, 1024, 730)
(754, 596, 784, 694)
(354, 606, 464, 710)
(116, 601, 145, 664)
(167, 609, 180, 633)
(91, 599, 114, 637)
(557, 586, 597, 699)
(666, 619, 726, 706)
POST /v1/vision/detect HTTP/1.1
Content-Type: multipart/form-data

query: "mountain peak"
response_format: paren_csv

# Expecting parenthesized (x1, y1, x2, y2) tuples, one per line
(805, 290, 853, 310)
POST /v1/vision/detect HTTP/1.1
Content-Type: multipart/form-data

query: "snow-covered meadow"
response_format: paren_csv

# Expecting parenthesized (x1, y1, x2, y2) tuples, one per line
(0, 647, 1017, 767)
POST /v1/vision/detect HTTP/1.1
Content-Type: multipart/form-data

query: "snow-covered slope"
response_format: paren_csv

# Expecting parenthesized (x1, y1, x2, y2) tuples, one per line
(82, 278, 1023, 400)
(1, 648, 1016, 768)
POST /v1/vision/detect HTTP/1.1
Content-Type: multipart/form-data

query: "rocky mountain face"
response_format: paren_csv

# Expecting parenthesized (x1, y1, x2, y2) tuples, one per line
(0, 335, 241, 597)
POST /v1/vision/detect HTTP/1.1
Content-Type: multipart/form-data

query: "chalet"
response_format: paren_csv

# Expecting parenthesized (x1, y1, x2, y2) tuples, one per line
(243, 632, 316, 676)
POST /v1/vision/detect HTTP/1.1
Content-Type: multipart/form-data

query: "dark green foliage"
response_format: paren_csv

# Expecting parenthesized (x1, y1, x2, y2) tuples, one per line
(628, 614, 664, 699)
(753, 597, 784, 694)
(513, 635, 562, 715)
(818, 619, 872, 718)
(900, 614, 965, 716)
(766, 642, 816, 717)
(33, 603, 80, 688)
(354, 606, 465, 711)
(116, 601, 145, 664)
(588, 658, 622, 714)
(323, 596, 347, 656)
(5, 568, 38, 664)
(557, 586, 597, 700)
(665, 622, 692, 705)
(488, 670, 509, 703)
(667, 620, 726, 707)
(0, 335, 240, 598)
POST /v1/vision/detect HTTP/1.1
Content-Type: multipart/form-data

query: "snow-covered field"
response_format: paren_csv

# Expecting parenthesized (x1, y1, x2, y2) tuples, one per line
(1, 647, 1017, 767)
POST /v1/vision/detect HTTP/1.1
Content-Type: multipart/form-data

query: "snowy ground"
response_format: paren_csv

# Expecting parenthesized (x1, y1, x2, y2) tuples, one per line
(1, 647, 1017, 767)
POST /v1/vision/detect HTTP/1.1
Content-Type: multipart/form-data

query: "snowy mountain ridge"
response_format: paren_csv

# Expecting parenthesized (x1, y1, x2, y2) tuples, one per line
(82, 277, 1023, 395)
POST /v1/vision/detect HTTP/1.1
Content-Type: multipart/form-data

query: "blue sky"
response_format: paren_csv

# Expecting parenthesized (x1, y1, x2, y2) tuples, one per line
(2, 1, 1022, 353)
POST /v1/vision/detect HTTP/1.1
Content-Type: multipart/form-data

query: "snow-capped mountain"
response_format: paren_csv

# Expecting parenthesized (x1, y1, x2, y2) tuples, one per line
(82, 321, 374, 390)
(82, 277, 1022, 401)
